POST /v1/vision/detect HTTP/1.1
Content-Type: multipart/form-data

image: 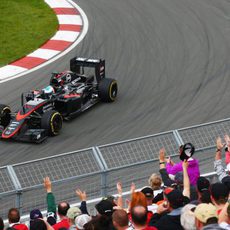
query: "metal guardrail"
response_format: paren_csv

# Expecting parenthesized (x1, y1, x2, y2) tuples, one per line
(1, 117, 230, 219)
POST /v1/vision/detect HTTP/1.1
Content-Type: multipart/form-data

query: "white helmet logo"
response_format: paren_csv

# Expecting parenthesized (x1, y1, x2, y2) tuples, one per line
(66, 73, 71, 82)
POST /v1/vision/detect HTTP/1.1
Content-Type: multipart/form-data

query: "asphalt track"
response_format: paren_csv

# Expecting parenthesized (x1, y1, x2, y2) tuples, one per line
(0, 0, 230, 167)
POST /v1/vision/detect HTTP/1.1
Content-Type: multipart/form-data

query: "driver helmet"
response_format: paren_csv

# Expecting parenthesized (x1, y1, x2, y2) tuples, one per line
(42, 85, 55, 98)
(50, 71, 73, 89)
(61, 71, 73, 83)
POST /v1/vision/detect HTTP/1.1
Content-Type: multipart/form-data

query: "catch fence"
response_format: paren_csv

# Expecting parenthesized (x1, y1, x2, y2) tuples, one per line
(1, 117, 230, 219)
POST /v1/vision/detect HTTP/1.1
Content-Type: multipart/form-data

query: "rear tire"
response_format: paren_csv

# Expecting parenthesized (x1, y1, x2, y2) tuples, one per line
(0, 104, 11, 127)
(98, 78, 118, 102)
(41, 110, 62, 136)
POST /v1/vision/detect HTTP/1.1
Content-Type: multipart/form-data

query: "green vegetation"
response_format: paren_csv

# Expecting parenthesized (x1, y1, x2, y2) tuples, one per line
(0, 0, 58, 67)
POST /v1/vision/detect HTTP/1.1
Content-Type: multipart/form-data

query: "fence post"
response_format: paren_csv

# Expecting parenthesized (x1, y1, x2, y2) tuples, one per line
(6, 165, 23, 212)
(93, 147, 109, 197)
(92, 147, 108, 197)
(173, 130, 184, 145)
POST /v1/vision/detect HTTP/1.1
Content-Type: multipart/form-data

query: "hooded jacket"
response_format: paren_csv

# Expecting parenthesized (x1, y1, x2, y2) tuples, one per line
(149, 208, 184, 230)
(166, 158, 200, 185)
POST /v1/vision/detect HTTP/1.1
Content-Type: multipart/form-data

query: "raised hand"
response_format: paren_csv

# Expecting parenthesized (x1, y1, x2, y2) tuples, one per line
(182, 160, 188, 170)
(159, 148, 166, 162)
(117, 182, 122, 195)
(130, 182, 136, 193)
(43, 177, 52, 193)
(76, 189, 87, 201)
(216, 137, 224, 150)
(224, 135, 230, 151)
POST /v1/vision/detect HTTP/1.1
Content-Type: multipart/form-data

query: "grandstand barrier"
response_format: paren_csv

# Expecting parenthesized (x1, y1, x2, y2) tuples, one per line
(1, 117, 230, 219)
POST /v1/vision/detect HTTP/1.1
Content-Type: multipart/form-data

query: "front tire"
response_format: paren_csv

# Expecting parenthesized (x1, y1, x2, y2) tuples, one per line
(41, 110, 62, 136)
(0, 104, 11, 127)
(98, 78, 118, 102)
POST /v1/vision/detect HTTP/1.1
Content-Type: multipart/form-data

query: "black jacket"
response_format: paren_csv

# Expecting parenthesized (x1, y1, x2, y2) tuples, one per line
(149, 212, 183, 230)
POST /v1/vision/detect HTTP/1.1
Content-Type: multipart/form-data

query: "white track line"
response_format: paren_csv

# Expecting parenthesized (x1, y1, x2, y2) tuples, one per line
(45, 0, 73, 8)
(27, 49, 60, 59)
(51, 31, 80, 42)
(57, 15, 82, 25)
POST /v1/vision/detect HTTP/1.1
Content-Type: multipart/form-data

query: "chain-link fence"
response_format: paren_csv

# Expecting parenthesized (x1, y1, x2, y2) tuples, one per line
(1, 117, 230, 219)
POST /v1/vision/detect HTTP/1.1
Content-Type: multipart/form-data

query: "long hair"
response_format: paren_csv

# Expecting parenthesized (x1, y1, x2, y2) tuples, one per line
(130, 192, 147, 211)
(30, 219, 47, 230)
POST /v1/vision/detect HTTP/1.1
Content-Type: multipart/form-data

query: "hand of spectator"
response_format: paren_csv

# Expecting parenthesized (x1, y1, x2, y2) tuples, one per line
(113, 205, 123, 210)
(216, 137, 224, 150)
(159, 148, 166, 162)
(215, 151, 222, 161)
(157, 201, 169, 214)
(224, 135, 230, 151)
(166, 156, 174, 165)
(42, 218, 54, 230)
(182, 160, 188, 170)
(117, 182, 122, 195)
(130, 182, 136, 193)
(166, 156, 170, 164)
(216, 137, 223, 160)
(43, 177, 52, 193)
(76, 189, 87, 201)
(126, 198, 131, 211)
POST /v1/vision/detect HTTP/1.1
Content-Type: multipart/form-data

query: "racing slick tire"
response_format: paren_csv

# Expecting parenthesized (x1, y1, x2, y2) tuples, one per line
(0, 104, 11, 127)
(98, 78, 118, 102)
(41, 110, 62, 136)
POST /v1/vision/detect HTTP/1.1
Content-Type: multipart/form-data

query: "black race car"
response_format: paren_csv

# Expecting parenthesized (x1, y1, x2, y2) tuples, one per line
(0, 57, 118, 143)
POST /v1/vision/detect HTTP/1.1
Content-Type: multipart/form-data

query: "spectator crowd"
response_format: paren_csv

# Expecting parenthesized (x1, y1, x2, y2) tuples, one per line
(1, 136, 230, 230)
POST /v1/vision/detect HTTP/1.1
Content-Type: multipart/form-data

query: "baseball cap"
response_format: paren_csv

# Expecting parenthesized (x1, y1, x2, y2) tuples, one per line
(179, 143, 195, 161)
(141, 186, 154, 198)
(194, 203, 217, 223)
(75, 214, 92, 229)
(30, 209, 43, 220)
(197, 177, 210, 192)
(163, 172, 183, 188)
(102, 195, 116, 205)
(164, 188, 189, 208)
(163, 178, 178, 188)
(67, 207, 82, 220)
(95, 199, 114, 216)
(174, 172, 183, 185)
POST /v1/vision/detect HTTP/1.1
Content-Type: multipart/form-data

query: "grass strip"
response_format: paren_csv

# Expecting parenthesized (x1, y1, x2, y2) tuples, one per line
(0, 0, 58, 67)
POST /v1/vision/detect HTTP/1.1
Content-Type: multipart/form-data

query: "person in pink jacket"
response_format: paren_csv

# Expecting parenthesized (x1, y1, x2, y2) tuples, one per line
(166, 143, 200, 186)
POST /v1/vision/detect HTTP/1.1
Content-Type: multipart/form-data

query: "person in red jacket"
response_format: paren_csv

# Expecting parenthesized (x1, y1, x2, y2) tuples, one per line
(131, 206, 157, 230)
(128, 191, 153, 226)
(8, 208, 28, 230)
(112, 209, 129, 230)
(52, 202, 70, 230)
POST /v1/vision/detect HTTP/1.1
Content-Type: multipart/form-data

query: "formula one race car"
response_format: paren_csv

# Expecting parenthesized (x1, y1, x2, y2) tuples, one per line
(0, 57, 118, 143)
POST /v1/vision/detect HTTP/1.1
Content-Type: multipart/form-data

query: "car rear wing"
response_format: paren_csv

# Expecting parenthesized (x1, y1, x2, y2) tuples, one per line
(70, 57, 105, 82)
